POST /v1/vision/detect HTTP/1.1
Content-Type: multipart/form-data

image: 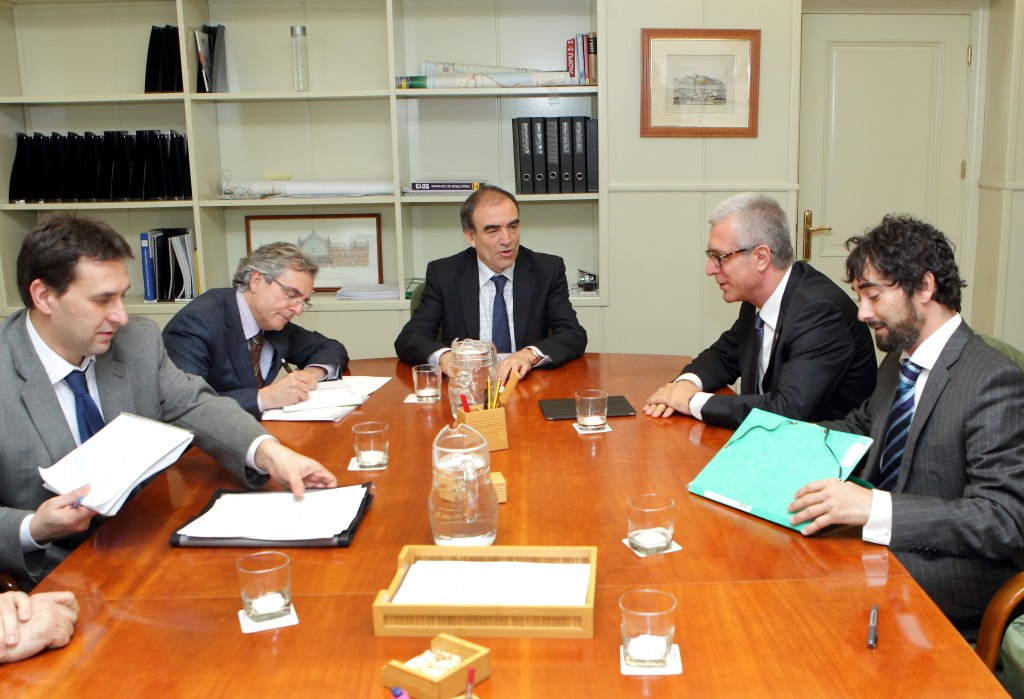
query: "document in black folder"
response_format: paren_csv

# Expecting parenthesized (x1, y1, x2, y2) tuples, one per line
(171, 483, 373, 548)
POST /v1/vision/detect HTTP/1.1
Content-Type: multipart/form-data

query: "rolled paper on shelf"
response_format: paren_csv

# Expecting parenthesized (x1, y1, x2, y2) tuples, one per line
(222, 179, 394, 198)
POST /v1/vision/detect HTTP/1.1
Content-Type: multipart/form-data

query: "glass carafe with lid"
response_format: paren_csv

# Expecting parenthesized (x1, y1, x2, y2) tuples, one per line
(428, 423, 498, 546)
(447, 338, 498, 418)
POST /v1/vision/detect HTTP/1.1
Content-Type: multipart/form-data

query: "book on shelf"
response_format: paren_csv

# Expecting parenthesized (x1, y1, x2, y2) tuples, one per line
(194, 24, 226, 93)
(139, 232, 157, 303)
(396, 71, 572, 89)
(512, 117, 533, 195)
(422, 61, 534, 75)
(566, 32, 597, 85)
(587, 32, 598, 85)
(402, 181, 486, 194)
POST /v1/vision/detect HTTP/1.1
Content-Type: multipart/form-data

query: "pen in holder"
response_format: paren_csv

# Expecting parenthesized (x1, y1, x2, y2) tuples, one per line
(456, 405, 508, 451)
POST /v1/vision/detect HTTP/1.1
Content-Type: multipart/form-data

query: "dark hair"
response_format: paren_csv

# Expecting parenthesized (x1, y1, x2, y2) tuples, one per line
(17, 214, 133, 308)
(459, 185, 519, 232)
(845, 214, 966, 311)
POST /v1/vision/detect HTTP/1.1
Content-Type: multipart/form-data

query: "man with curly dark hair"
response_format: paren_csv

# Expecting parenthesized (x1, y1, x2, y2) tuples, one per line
(788, 213, 1024, 640)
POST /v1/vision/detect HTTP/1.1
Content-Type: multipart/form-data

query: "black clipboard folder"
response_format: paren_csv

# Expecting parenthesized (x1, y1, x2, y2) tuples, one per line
(170, 484, 373, 548)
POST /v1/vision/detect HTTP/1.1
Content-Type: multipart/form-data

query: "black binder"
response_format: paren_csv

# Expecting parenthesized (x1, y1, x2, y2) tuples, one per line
(512, 117, 533, 195)
(531, 117, 546, 194)
(558, 117, 573, 193)
(572, 116, 587, 193)
(545, 118, 560, 194)
(170, 485, 374, 548)
(9, 132, 31, 203)
(586, 118, 598, 193)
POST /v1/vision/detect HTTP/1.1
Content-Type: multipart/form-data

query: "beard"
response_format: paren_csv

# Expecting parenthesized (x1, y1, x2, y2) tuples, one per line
(867, 302, 923, 354)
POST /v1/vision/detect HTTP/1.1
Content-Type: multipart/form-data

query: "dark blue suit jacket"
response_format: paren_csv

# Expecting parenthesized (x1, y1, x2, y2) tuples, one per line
(162, 288, 348, 417)
(393, 246, 587, 367)
(683, 261, 877, 428)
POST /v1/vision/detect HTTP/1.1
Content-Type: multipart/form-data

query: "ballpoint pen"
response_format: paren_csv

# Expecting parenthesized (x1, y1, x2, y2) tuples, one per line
(867, 605, 878, 648)
(281, 358, 295, 374)
(465, 665, 475, 699)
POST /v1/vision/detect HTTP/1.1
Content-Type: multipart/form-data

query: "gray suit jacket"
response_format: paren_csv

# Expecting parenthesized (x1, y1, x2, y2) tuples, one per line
(0, 310, 269, 588)
(823, 321, 1024, 637)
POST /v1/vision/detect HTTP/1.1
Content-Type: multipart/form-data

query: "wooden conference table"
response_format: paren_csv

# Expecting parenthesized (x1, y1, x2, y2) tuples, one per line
(0, 354, 1006, 697)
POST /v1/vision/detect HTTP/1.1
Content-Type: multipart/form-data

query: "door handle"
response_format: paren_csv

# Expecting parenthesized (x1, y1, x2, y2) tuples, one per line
(802, 210, 832, 261)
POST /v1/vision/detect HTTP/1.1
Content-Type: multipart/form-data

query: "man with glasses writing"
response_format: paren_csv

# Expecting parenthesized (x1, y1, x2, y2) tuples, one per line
(644, 192, 876, 429)
(163, 243, 348, 418)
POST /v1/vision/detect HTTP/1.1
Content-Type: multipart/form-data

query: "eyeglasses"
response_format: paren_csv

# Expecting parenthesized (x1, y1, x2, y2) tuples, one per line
(705, 247, 752, 267)
(270, 278, 313, 311)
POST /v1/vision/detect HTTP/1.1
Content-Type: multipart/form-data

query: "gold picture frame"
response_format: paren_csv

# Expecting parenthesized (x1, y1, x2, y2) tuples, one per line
(641, 28, 761, 138)
(244, 213, 383, 292)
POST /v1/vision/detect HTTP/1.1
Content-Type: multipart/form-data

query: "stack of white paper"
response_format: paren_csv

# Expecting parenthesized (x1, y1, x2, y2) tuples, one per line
(39, 413, 194, 516)
(176, 485, 369, 540)
(262, 376, 392, 422)
(334, 284, 400, 300)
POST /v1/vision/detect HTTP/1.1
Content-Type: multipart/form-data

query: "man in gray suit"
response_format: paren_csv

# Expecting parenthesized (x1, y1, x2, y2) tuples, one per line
(0, 215, 337, 590)
(788, 214, 1024, 639)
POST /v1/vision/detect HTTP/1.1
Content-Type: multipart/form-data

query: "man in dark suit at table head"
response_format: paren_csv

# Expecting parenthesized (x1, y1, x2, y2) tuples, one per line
(788, 214, 1024, 638)
(644, 192, 877, 429)
(0, 214, 336, 589)
(162, 242, 349, 418)
(394, 184, 587, 383)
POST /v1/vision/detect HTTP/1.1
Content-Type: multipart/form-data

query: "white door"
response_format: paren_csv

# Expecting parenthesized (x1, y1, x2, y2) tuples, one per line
(799, 11, 974, 313)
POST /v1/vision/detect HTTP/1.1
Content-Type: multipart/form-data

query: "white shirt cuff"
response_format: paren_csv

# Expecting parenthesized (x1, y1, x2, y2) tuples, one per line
(428, 348, 450, 368)
(307, 363, 338, 381)
(863, 489, 893, 545)
(525, 346, 550, 368)
(20, 514, 46, 552)
(246, 435, 278, 474)
(673, 374, 708, 420)
(674, 373, 703, 390)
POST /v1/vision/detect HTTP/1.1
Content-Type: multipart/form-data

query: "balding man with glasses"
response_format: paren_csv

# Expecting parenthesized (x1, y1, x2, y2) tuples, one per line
(163, 243, 348, 418)
(644, 193, 876, 429)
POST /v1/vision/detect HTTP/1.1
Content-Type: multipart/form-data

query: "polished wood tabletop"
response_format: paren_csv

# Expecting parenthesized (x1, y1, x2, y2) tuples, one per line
(1, 355, 1006, 697)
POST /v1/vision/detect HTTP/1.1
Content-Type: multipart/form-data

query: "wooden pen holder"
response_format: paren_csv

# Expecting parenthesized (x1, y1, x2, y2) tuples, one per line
(456, 405, 508, 451)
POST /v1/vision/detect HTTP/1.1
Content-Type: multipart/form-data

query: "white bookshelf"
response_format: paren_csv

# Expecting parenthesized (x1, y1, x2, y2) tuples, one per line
(0, 0, 606, 354)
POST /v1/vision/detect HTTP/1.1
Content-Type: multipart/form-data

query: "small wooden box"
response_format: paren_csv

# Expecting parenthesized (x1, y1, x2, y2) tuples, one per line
(491, 472, 507, 503)
(455, 405, 508, 451)
(373, 545, 597, 638)
(380, 633, 490, 699)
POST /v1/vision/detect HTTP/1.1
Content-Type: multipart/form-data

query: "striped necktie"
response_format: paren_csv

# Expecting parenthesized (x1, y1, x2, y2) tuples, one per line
(491, 275, 512, 353)
(249, 331, 265, 388)
(875, 360, 923, 491)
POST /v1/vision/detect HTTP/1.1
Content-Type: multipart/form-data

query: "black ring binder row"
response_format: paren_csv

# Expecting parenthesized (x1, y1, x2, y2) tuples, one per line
(8, 130, 191, 205)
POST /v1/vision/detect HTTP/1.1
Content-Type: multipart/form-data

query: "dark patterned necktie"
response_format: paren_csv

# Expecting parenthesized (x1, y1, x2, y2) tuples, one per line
(249, 331, 265, 388)
(874, 360, 924, 491)
(65, 369, 105, 442)
(491, 275, 512, 353)
(753, 313, 761, 392)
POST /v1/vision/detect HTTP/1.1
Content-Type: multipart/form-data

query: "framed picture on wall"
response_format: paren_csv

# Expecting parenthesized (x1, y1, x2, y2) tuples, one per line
(641, 28, 761, 138)
(244, 213, 383, 292)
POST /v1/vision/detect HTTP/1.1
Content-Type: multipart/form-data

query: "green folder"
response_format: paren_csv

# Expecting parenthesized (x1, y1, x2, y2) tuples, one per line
(688, 408, 873, 531)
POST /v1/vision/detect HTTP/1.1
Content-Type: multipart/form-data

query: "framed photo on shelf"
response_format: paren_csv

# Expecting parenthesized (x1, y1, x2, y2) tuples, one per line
(640, 28, 760, 138)
(244, 214, 383, 291)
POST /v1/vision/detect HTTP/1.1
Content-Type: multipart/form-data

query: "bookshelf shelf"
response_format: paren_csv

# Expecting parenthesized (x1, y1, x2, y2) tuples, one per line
(0, 0, 606, 359)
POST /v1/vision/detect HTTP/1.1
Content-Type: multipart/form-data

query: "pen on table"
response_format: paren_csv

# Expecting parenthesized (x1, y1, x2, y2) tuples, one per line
(71, 496, 83, 509)
(281, 358, 295, 374)
(867, 604, 878, 649)
(465, 665, 475, 699)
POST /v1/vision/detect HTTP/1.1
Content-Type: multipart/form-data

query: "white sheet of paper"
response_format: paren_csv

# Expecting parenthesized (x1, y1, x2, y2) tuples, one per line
(38, 413, 194, 516)
(176, 485, 368, 540)
(281, 384, 364, 413)
(262, 405, 356, 422)
(391, 561, 592, 606)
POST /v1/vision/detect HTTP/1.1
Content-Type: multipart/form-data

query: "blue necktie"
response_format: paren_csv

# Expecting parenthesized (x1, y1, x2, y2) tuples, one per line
(875, 360, 923, 491)
(65, 369, 105, 443)
(748, 313, 765, 394)
(491, 275, 512, 353)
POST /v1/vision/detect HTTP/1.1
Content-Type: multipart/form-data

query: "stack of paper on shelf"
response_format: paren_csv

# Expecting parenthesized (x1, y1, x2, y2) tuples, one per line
(334, 284, 400, 300)
(39, 413, 194, 516)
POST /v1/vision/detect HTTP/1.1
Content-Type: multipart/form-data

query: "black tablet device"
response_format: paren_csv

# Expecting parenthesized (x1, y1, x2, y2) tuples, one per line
(538, 395, 637, 420)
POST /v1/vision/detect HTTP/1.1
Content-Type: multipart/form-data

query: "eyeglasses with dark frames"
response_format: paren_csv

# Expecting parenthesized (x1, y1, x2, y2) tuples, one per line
(270, 278, 313, 311)
(705, 247, 753, 267)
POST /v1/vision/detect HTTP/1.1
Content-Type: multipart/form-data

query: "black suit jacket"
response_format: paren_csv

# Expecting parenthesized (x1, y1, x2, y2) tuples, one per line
(162, 288, 349, 417)
(683, 261, 877, 428)
(394, 246, 587, 367)
(823, 322, 1024, 638)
